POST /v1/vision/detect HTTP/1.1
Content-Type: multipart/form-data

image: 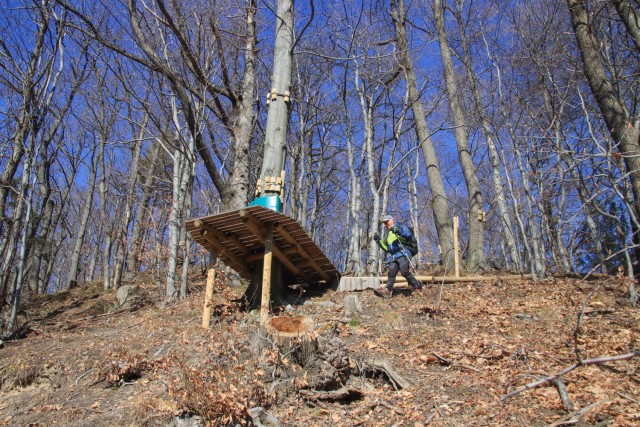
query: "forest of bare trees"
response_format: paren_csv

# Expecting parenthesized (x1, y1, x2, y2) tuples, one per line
(2, 0, 640, 335)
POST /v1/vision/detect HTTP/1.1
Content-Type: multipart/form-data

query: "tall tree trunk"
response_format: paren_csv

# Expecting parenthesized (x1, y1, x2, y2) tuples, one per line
(298, 142, 310, 228)
(26, 135, 57, 296)
(354, 61, 383, 275)
(567, 0, 640, 295)
(389, 0, 454, 269)
(256, 0, 293, 196)
(98, 136, 113, 291)
(5, 137, 36, 333)
(165, 101, 195, 300)
(344, 113, 363, 275)
(112, 114, 146, 290)
(612, 0, 640, 50)
(514, 142, 547, 278)
(407, 156, 421, 264)
(87, 224, 102, 283)
(458, 5, 521, 272)
(221, 0, 258, 210)
(69, 151, 99, 289)
(433, 0, 487, 272)
(243, 0, 294, 310)
(548, 99, 572, 273)
(128, 141, 161, 276)
(7, 169, 33, 334)
(180, 180, 194, 299)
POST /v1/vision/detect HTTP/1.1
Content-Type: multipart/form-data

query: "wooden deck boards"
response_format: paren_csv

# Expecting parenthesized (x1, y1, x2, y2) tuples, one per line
(186, 206, 340, 285)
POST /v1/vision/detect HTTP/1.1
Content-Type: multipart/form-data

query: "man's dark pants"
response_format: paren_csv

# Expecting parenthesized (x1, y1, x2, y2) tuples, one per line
(386, 256, 421, 291)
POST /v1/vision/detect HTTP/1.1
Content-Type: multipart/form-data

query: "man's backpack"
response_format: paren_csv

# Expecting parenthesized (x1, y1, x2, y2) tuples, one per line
(401, 226, 419, 257)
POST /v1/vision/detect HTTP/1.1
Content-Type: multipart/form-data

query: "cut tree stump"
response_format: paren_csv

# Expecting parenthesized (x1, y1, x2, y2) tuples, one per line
(265, 315, 317, 366)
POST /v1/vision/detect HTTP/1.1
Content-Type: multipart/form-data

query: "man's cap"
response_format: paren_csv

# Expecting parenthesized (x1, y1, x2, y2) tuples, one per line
(381, 215, 394, 223)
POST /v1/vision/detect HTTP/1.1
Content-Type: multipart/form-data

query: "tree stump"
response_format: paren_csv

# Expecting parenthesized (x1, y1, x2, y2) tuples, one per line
(265, 315, 317, 366)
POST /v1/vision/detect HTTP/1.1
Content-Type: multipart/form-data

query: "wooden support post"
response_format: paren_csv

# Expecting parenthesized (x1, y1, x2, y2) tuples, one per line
(261, 223, 274, 325)
(453, 216, 460, 277)
(202, 267, 216, 328)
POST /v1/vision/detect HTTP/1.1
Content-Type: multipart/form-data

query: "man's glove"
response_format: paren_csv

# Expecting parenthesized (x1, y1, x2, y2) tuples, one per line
(391, 226, 399, 234)
(373, 232, 379, 241)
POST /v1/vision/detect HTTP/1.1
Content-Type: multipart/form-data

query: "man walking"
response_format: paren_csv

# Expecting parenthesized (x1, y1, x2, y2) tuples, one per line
(374, 215, 422, 297)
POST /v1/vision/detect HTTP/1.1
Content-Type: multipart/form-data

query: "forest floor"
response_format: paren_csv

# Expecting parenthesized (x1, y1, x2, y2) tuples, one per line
(0, 272, 639, 426)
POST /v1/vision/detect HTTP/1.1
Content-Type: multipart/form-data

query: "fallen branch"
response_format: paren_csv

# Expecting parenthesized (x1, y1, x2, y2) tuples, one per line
(363, 358, 411, 389)
(546, 399, 609, 427)
(501, 350, 640, 401)
(617, 392, 639, 404)
(299, 387, 364, 402)
(574, 287, 597, 364)
(550, 377, 573, 411)
(248, 407, 281, 427)
(433, 352, 481, 373)
(369, 399, 404, 415)
(524, 373, 573, 411)
(109, 319, 145, 335)
(75, 368, 95, 385)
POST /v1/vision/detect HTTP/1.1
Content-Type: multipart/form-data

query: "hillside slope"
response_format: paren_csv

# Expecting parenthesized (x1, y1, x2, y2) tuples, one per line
(0, 275, 638, 426)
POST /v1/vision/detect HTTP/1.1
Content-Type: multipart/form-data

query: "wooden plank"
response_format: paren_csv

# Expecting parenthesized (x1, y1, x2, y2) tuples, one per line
(187, 206, 339, 284)
(276, 224, 331, 282)
(194, 219, 250, 255)
(239, 210, 310, 281)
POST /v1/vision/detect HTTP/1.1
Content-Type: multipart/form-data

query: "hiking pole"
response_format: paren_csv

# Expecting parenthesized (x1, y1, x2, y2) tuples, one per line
(398, 240, 418, 274)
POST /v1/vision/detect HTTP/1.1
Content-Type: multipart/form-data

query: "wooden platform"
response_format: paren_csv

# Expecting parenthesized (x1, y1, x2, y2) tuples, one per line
(186, 206, 340, 285)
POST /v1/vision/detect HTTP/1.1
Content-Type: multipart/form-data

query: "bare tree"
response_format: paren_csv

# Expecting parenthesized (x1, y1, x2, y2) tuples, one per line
(67, 148, 98, 289)
(390, 0, 455, 268)
(453, 1, 521, 272)
(433, 0, 487, 272)
(61, 0, 260, 211)
(566, 0, 640, 303)
(111, 111, 147, 291)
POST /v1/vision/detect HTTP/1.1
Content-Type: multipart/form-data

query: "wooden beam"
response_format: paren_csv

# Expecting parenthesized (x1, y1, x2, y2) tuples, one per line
(239, 209, 266, 233)
(381, 274, 533, 284)
(246, 252, 265, 263)
(239, 210, 311, 281)
(261, 223, 274, 325)
(283, 246, 299, 256)
(276, 224, 331, 282)
(247, 246, 297, 263)
(193, 219, 249, 255)
(197, 228, 251, 279)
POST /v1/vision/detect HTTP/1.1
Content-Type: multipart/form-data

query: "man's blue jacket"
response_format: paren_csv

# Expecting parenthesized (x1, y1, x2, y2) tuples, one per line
(376, 224, 413, 262)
